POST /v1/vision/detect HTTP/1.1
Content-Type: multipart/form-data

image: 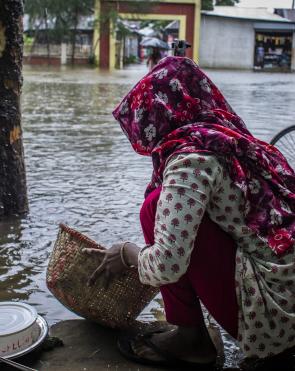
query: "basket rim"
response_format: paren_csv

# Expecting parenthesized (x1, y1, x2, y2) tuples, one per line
(59, 223, 105, 250)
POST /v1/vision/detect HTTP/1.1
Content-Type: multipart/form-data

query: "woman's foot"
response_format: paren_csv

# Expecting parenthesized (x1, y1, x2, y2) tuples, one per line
(131, 323, 217, 364)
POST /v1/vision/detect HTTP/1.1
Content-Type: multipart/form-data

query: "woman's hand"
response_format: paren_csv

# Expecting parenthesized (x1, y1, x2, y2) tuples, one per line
(82, 242, 140, 288)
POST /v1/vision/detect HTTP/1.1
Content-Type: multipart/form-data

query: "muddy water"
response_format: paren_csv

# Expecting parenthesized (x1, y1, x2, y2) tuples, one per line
(1, 64, 295, 368)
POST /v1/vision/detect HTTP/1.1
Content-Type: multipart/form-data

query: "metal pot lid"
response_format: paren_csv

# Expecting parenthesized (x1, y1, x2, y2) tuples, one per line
(0, 302, 38, 336)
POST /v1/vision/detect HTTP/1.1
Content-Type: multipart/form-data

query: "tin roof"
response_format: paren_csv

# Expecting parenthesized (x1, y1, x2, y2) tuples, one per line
(238, 0, 291, 8)
(275, 8, 295, 22)
(164, 20, 180, 30)
(202, 6, 293, 23)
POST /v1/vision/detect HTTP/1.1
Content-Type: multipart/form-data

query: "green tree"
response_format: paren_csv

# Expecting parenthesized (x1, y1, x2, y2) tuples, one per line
(96, 1, 159, 67)
(201, 0, 214, 10)
(0, 0, 28, 216)
(25, 0, 56, 60)
(25, 0, 94, 64)
(54, 0, 94, 64)
(215, 0, 239, 5)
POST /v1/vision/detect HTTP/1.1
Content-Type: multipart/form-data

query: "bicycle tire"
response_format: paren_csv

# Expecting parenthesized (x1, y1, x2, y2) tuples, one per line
(270, 125, 295, 145)
(270, 125, 295, 169)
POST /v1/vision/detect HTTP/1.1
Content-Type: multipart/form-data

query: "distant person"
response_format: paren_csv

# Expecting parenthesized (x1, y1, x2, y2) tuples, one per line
(256, 43, 265, 68)
(280, 42, 291, 68)
(279, 51, 290, 68)
(85, 56, 295, 368)
(146, 47, 161, 71)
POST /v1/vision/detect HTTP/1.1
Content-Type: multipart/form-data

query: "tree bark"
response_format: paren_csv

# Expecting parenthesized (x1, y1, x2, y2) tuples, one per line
(0, 0, 28, 216)
(44, 8, 51, 63)
(71, 7, 79, 65)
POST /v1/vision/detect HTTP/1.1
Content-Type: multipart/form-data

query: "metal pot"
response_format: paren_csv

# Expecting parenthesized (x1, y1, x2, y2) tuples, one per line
(0, 302, 42, 358)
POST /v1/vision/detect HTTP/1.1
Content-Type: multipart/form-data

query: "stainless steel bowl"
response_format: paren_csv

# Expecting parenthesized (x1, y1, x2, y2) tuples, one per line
(0, 302, 48, 359)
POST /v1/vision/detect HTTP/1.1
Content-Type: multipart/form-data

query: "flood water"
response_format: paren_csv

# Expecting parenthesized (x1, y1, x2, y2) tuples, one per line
(1, 63, 295, 368)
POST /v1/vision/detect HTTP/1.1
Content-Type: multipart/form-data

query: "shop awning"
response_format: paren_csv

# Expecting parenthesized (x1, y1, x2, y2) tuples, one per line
(254, 22, 295, 32)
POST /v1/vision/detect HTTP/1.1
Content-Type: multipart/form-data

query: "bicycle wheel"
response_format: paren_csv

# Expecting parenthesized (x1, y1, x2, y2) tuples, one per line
(270, 125, 295, 170)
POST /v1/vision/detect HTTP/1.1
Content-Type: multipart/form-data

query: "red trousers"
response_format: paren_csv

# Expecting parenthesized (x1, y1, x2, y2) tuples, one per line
(140, 187, 239, 339)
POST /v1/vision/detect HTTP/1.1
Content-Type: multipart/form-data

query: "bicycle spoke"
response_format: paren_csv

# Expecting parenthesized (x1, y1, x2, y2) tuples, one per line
(271, 126, 295, 170)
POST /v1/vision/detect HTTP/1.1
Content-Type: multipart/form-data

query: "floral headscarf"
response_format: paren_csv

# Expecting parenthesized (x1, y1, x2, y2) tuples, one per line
(113, 56, 295, 256)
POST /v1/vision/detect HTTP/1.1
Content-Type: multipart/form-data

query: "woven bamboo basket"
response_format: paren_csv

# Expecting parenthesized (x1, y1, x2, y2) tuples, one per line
(46, 224, 158, 329)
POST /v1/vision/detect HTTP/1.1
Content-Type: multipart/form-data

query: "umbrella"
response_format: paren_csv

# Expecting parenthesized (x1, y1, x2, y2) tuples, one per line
(140, 37, 169, 50)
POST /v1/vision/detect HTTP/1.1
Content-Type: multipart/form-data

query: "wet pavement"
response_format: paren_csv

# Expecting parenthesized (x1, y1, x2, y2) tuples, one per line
(2, 320, 168, 371)
(2, 319, 294, 371)
(1, 63, 295, 369)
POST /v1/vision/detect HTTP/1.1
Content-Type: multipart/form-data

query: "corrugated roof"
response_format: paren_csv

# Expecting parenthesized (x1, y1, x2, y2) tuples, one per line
(202, 6, 293, 23)
(275, 8, 295, 22)
(237, 0, 291, 8)
(165, 20, 179, 30)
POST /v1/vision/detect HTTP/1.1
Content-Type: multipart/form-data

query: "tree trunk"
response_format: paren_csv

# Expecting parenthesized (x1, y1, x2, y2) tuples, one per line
(71, 7, 79, 65)
(44, 8, 51, 63)
(0, 0, 28, 216)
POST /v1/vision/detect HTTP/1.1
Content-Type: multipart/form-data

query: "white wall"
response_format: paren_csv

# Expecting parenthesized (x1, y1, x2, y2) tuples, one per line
(124, 35, 138, 58)
(292, 31, 295, 71)
(199, 16, 255, 69)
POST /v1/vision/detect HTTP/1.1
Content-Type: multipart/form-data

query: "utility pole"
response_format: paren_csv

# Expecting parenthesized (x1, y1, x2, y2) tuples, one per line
(0, 0, 28, 216)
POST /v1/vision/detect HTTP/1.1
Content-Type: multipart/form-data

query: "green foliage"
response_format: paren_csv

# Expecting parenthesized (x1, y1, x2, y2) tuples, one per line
(24, 0, 53, 19)
(124, 55, 137, 64)
(116, 20, 133, 39)
(201, 0, 214, 10)
(88, 53, 97, 65)
(201, 0, 239, 9)
(24, 0, 94, 42)
(125, 0, 159, 14)
(24, 34, 34, 46)
(215, 0, 239, 5)
(24, 0, 158, 62)
(25, 0, 94, 63)
(95, 1, 158, 38)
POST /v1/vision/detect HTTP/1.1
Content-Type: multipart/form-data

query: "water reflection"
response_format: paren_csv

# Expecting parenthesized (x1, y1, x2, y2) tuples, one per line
(1, 65, 295, 367)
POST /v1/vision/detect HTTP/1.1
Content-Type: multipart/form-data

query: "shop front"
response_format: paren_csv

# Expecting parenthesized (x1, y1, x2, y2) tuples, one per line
(254, 23, 295, 71)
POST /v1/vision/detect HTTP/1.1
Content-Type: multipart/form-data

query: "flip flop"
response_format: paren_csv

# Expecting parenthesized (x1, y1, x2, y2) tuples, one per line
(117, 331, 217, 369)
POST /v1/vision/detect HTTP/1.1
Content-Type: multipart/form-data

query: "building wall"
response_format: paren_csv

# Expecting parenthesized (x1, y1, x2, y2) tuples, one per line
(199, 16, 255, 69)
(124, 35, 139, 58)
(292, 31, 295, 71)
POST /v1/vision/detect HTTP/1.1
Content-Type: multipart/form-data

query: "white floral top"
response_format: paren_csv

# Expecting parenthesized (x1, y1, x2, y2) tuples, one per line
(138, 153, 295, 359)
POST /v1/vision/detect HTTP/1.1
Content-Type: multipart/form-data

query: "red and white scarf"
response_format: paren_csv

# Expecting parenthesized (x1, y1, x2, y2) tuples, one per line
(113, 56, 295, 255)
